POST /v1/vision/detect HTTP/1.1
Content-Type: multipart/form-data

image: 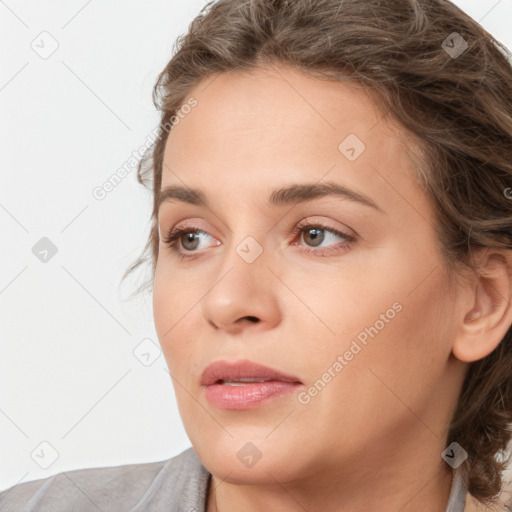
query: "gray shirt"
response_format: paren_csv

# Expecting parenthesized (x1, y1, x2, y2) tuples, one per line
(0, 446, 468, 511)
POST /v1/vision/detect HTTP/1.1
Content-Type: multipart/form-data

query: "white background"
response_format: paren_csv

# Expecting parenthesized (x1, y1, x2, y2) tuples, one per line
(1, 0, 511, 492)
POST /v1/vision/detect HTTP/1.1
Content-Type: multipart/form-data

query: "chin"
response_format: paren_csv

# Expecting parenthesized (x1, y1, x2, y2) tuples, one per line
(192, 434, 305, 483)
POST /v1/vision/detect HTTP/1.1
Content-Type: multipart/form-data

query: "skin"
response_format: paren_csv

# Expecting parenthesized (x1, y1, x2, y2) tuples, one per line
(153, 64, 512, 512)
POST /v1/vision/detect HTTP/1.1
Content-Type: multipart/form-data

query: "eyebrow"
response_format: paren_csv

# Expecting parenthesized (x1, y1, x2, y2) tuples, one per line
(157, 181, 383, 213)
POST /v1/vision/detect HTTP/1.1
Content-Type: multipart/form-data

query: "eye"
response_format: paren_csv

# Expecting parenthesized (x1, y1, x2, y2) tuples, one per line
(162, 220, 356, 259)
(162, 226, 219, 259)
(291, 220, 355, 256)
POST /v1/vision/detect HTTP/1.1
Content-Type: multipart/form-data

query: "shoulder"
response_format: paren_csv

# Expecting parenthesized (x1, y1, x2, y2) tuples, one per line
(0, 446, 211, 512)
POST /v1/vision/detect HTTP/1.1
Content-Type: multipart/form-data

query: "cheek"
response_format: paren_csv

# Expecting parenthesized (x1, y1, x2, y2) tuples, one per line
(282, 252, 401, 352)
(152, 265, 196, 366)
(294, 248, 452, 393)
(153, 273, 204, 428)
(327, 267, 451, 418)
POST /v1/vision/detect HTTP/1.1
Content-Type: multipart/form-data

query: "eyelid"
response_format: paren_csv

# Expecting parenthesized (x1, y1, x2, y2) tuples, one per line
(293, 216, 357, 239)
(162, 217, 356, 259)
(160, 215, 354, 240)
(159, 218, 219, 242)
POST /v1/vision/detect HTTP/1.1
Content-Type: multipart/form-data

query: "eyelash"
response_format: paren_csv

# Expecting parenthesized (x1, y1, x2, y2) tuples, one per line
(162, 221, 356, 260)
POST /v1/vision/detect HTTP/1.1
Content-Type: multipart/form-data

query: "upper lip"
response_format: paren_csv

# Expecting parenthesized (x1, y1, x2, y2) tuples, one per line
(200, 359, 302, 386)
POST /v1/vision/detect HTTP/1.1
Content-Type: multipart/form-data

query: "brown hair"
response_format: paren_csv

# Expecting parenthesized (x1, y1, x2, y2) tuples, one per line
(122, 0, 512, 506)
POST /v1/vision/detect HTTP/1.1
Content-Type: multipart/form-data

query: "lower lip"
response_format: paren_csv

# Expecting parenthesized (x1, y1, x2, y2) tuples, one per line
(204, 381, 302, 410)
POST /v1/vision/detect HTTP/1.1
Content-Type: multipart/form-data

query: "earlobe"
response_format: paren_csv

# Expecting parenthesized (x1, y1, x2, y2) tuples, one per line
(452, 250, 512, 363)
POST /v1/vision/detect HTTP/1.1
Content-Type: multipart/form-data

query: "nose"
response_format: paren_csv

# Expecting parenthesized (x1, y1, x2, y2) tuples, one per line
(200, 248, 282, 335)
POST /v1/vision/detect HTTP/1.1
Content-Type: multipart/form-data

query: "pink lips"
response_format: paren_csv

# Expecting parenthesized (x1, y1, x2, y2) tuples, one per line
(200, 359, 303, 410)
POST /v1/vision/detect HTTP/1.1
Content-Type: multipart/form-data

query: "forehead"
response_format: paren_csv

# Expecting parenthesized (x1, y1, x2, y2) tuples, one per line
(166, 64, 392, 152)
(160, 64, 427, 220)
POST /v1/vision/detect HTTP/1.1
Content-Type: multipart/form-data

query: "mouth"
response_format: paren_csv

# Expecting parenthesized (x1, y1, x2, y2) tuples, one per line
(215, 378, 274, 386)
(200, 359, 303, 410)
(200, 359, 302, 386)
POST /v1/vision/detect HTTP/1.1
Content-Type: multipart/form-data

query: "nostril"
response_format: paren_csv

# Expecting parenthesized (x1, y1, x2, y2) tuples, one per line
(245, 316, 259, 323)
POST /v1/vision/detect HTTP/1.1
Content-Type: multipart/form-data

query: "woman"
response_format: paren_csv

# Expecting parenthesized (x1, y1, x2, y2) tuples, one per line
(2, 0, 512, 510)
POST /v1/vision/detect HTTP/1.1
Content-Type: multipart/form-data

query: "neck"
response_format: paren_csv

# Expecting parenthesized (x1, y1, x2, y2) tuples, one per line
(206, 443, 455, 512)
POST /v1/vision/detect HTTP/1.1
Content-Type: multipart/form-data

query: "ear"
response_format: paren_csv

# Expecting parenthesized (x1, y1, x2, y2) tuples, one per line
(452, 248, 512, 363)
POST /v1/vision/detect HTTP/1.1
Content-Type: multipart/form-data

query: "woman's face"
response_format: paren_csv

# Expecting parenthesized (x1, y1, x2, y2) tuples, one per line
(153, 64, 467, 486)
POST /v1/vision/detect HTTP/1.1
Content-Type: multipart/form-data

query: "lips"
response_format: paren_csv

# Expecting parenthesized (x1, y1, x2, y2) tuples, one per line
(200, 359, 302, 387)
(201, 359, 303, 410)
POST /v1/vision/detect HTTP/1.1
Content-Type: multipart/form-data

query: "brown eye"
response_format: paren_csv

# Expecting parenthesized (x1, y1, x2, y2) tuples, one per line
(292, 222, 356, 256)
(301, 227, 325, 247)
(163, 226, 219, 258)
(180, 231, 202, 251)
